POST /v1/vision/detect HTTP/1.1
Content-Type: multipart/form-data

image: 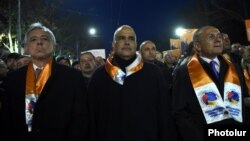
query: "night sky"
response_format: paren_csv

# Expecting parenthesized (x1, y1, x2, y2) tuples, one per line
(60, 0, 192, 52)
(58, 0, 250, 54)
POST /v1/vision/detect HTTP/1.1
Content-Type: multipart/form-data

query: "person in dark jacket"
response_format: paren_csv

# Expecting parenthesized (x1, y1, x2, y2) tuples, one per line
(1, 22, 88, 141)
(88, 25, 175, 141)
(172, 26, 247, 141)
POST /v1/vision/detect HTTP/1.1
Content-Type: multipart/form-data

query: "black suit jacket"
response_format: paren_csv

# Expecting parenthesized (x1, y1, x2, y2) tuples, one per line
(1, 61, 88, 141)
(88, 62, 175, 141)
(172, 55, 247, 141)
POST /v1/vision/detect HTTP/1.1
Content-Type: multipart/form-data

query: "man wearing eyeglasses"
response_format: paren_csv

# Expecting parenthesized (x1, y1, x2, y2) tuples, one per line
(172, 26, 247, 141)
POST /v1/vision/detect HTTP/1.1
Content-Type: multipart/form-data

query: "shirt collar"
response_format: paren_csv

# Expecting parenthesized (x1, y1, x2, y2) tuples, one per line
(200, 56, 220, 65)
(33, 64, 43, 71)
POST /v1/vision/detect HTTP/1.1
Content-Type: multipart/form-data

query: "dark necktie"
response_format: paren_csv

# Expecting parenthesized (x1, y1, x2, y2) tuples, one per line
(210, 60, 219, 78)
(35, 68, 42, 77)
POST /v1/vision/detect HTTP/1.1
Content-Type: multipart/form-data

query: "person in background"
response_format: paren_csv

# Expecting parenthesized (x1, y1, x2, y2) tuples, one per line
(79, 51, 97, 86)
(0, 59, 8, 141)
(139, 40, 173, 89)
(0, 46, 10, 63)
(172, 41, 197, 76)
(95, 56, 105, 66)
(56, 56, 71, 67)
(241, 45, 250, 124)
(231, 43, 244, 57)
(72, 60, 81, 70)
(16, 55, 31, 69)
(172, 26, 247, 141)
(1, 22, 88, 141)
(139, 40, 164, 66)
(88, 25, 175, 141)
(6, 52, 21, 72)
(0, 59, 8, 109)
(155, 50, 163, 62)
(164, 53, 177, 74)
(221, 33, 242, 64)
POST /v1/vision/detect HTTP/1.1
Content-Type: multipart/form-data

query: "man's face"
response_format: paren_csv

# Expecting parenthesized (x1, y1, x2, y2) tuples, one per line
(17, 57, 30, 69)
(222, 34, 231, 52)
(80, 54, 97, 74)
(26, 28, 54, 60)
(7, 58, 17, 70)
(196, 27, 223, 59)
(112, 27, 137, 60)
(140, 42, 156, 61)
(164, 54, 176, 64)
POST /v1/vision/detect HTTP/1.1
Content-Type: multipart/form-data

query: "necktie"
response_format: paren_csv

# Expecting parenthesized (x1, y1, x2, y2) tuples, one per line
(35, 68, 42, 77)
(210, 60, 219, 78)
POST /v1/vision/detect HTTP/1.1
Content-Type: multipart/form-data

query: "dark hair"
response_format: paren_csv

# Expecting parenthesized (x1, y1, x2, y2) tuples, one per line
(56, 56, 71, 65)
(72, 60, 79, 67)
(7, 53, 21, 60)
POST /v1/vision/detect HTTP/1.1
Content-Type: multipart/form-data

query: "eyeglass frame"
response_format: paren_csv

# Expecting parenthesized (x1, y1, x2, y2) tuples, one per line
(205, 33, 224, 41)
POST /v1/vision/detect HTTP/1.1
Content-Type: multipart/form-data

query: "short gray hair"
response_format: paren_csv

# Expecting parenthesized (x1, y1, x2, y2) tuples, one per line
(113, 25, 137, 42)
(23, 22, 56, 47)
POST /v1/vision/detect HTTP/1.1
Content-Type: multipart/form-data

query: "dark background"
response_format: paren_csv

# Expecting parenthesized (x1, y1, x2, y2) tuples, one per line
(0, 0, 250, 58)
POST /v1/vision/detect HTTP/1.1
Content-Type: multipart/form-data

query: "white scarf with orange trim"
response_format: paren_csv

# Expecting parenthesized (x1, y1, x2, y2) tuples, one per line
(105, 53, 143, 85)
(187, 54, 242, 124)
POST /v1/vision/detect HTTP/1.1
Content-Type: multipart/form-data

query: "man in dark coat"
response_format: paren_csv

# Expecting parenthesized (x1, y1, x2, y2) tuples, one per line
(1, 22, 88, 141)
(172, 26, 247, 141)
(88, 25, 175, 141)
(139, 40, 173, 91)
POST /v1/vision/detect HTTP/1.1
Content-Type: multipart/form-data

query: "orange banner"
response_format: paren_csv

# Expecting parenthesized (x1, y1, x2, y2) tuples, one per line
(170, 39, 181, 49)
(245, 19, 250, 41)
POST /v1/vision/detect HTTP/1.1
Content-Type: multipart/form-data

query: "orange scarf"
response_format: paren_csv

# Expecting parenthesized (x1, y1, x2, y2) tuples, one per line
(188, 54, 240, 88)
(25, 59, 52, 95)
(187, 54, 242, 124)
(243, 68, 250, 96)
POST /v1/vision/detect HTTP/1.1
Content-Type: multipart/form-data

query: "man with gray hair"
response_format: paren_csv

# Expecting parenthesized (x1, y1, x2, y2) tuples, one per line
(2, 22, 88, 141)
(88, 25, 175, 141)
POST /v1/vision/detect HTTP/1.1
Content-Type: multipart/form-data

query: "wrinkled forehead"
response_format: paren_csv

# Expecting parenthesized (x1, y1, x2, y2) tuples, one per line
(116, 28, 135, 36)
(143, 42, 156, 49)
(28, 28, 49, 36)
(202, 27, 220, 35)
(114, 26, 136, 40)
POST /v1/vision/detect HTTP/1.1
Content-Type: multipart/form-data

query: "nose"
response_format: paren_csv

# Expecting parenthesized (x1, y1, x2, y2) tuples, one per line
(124, 40, 130, 46)
(36, 38, 44, 45)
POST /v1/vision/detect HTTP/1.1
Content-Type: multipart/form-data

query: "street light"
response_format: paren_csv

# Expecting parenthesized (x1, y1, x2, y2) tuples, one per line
(175, 27, 185, 37)
(89, 27, 96, 36)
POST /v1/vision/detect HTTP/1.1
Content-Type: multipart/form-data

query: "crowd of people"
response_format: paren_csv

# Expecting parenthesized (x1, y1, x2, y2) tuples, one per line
(0, 22, 249, 141)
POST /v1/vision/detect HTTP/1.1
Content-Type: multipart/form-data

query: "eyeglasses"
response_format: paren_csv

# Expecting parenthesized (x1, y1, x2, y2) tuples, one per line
(206, 33, 223, 41)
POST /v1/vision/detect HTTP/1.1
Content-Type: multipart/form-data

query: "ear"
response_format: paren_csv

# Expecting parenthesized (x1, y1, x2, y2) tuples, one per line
(24, 44, 29, 54)
(111, 41, 115, 51)
(193, 42, 201, 52)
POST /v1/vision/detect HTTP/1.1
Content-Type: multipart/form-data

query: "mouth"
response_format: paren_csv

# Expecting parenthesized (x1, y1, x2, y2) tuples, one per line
(214, 40, 222, 48)
(214, 45, 221, 48)
(122, 46, 131, 50)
